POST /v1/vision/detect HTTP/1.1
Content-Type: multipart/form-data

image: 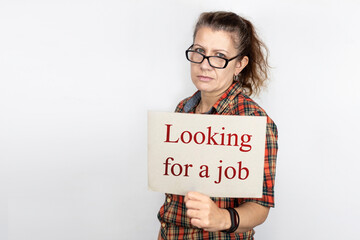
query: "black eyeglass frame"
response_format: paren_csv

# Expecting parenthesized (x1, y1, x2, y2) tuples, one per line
(185, 45, 242, 69)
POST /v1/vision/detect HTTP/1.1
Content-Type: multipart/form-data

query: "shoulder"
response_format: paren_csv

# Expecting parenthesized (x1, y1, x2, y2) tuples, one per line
(230, 92, 266, 116)
(174, 96, 192, 113)
(174, 90, 201, 113)
(232, 93, 278, 137)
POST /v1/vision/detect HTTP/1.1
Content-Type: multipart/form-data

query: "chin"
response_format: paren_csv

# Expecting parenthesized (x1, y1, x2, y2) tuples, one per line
(197, 87, 214, 93)
(193, 82, 214, 92)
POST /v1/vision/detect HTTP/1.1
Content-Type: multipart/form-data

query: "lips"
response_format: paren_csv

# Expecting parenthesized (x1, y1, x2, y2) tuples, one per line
(197, 75, 213, 82)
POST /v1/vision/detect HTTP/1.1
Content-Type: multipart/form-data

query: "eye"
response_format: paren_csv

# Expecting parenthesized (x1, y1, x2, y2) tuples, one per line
(194, 48, 205, 54)
(216, 52, 226, 58)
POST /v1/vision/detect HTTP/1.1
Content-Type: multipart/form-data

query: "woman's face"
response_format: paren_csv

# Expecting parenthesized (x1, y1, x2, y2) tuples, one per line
(190, 27, 242, 97)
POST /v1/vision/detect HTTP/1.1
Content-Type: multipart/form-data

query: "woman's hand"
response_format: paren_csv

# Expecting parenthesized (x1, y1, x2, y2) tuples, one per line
(184, 191, 230, 232)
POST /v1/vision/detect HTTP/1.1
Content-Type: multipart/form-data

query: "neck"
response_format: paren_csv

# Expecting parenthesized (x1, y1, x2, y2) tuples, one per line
(197, 91, 223, 113)
(197, 80, 234, 113)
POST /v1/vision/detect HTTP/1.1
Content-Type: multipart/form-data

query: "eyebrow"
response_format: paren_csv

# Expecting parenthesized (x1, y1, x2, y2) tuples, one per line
(193, 43, 229, 54)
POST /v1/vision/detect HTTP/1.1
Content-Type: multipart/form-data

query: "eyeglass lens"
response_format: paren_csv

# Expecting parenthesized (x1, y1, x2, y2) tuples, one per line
(187, 51, 226, 68)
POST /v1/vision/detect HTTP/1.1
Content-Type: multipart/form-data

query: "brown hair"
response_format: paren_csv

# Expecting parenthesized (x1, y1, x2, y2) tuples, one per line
(193, 11, 270, 96)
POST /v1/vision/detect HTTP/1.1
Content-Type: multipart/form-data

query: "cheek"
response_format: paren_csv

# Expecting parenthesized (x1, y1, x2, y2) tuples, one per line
(190, 65, 197, 83)
(190, 64, 195, 75)
(190, 64, 202, 79)
(218, 69, 233, 82)
(223, 65, 237, 80)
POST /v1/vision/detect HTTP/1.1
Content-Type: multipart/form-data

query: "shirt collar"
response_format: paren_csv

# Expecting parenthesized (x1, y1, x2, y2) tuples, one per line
(183, 82, 242, 114)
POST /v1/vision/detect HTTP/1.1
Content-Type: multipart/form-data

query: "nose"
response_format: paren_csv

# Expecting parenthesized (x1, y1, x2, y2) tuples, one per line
(200, 57, 213, 71)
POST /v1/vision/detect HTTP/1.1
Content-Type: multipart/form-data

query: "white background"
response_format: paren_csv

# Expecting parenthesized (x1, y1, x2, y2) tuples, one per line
(1, 0, 359, 239)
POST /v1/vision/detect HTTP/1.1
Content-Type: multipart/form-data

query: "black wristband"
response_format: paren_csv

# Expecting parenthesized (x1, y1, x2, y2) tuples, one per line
(233, 208, 240, 231)
(221, 208, 240, 233)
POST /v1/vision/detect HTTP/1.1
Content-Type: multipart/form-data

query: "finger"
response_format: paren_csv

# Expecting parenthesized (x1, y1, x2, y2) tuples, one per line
(185, 199, 207, 210)
(187, 191, 209, 201)
(190, 217, 207, 229)
(186, 209, 201, 219)
(185, 191, 198, 202)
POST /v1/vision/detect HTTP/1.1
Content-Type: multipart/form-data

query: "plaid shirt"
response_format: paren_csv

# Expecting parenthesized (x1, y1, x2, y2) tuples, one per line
(158, 82, 278, 240)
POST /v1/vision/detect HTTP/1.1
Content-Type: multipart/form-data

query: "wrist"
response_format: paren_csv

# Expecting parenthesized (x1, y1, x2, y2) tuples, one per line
(221, 208, 232, 231)
(221, 208, 240, 233)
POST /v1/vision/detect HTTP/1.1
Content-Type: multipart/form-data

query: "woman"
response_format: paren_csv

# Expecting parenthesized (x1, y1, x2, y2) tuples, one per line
(157, 11, 278, 240)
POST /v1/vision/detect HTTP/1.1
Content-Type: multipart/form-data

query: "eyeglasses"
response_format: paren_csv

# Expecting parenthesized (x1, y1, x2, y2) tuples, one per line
(185, 45, 241, 69)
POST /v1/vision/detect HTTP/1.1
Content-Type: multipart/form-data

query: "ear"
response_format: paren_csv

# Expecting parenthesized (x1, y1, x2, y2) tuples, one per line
(235, 56, 249, 75)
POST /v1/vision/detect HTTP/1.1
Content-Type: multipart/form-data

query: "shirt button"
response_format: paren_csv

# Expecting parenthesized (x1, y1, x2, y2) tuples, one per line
(166, 197, 171, 203)
(162, 223, 166, 228)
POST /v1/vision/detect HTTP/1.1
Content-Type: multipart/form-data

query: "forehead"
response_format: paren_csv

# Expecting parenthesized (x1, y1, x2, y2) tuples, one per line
(194, 27, 236, 51)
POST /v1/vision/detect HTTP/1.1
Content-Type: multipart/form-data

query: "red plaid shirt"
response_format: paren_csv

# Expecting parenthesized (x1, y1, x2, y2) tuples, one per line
(158, 82, 278, 240)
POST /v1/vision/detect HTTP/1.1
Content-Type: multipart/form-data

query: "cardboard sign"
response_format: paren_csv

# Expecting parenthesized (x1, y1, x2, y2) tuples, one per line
(148, 111, 267, 198)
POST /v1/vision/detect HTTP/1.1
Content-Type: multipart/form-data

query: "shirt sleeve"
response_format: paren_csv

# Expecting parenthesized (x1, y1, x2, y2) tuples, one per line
(240, 110, 278, 207)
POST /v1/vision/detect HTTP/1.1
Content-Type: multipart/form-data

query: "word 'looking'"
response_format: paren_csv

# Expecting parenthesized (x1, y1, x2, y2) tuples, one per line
(164, 124, 252, 152)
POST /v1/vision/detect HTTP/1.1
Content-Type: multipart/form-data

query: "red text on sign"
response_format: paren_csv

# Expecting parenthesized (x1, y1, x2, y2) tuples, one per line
(164, 124, 252, 152)
(163, 157, 193, 177)
(214, 160, 249, 184)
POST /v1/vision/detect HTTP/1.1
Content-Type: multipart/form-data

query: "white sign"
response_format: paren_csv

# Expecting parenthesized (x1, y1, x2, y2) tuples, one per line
(148, 111, 267, 198)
